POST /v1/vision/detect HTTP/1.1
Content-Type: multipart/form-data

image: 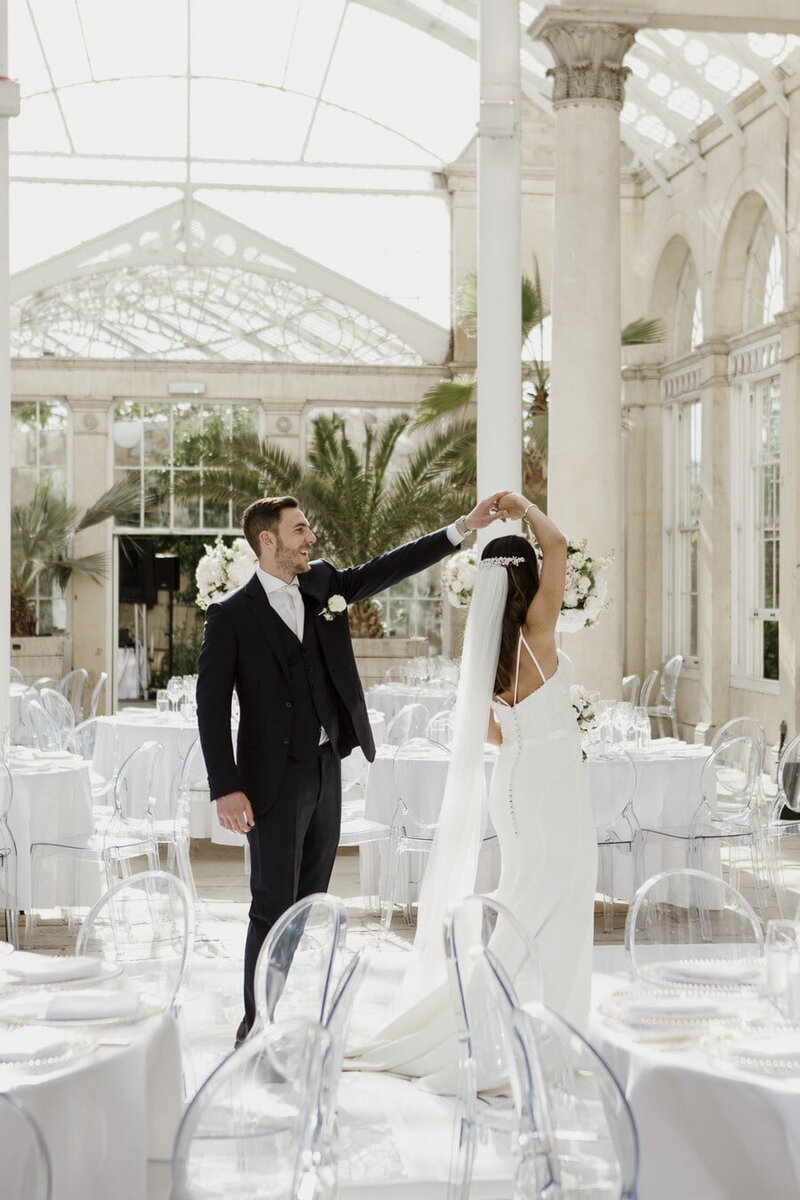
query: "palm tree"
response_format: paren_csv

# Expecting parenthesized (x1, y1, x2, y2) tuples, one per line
(174, 412, 475, 636)
(11, 477, 144, 636)
(414, 268, 665, 506)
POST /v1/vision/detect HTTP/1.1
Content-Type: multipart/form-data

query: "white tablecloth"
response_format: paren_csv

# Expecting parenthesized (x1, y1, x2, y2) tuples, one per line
(9, 683, 27, 734)
(0, 1010, 181, 1200)
(589, 946, 800, 1199)
(365, 684, 455, 726)
(361, 742, 712, 901)
(96, 711, 206, 827)
(6, 753, 98, 909)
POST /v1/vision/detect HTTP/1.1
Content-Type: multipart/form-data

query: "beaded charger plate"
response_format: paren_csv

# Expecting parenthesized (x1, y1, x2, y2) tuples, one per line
(599, 989, 741, 1031)
(639, 957, 764, 992)
(703, 1023, 800, 1077)
(0, 989, 168, 1028)
(0, 961, 124, 992)
(0, 1028, 97, 1074)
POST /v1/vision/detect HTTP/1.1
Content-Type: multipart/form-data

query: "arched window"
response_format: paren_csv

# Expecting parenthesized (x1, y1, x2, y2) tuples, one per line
(691, 288, 704, 350)
(673, 255, 701, 357)
(743, 209, 784, 330)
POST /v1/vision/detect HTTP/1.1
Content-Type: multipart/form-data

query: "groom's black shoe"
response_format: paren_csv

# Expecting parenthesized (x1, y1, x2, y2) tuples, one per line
(234, 1018, 249, 1049)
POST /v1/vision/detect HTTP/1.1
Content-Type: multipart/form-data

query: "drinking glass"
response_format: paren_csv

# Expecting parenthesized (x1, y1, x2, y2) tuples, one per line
(156, 689, 169, 715)
(633, 706, 651, 750)
(595, 700, 614, 748)
(765, 919, 800, 1012)
(613, 702, 634, 746)
(166, 676, 184, 713)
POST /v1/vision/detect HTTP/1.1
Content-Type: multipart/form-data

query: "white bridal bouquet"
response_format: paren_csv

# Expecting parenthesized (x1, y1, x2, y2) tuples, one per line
(443, 538, 612, 631)
(196, 536, 257, 610)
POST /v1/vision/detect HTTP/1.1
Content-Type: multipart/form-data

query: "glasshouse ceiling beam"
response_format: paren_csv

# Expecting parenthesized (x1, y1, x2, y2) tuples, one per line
(633, 37, 746, 146)
(711, 32, 791, 116)
(9, 175, 441, 197)
(11, 199, 449, 362)
(551, 0, 800, 35)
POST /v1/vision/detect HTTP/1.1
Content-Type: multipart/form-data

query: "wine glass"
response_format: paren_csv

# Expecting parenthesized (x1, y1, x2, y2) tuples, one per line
(594, 700, 614, 749)
(633, 706, 651, 750)
(613, 702, 634, 746)
(166, 676, 184, 714)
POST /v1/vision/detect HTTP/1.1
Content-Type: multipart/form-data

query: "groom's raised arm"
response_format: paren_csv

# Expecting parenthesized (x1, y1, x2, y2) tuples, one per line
(333, 492, 512, 604)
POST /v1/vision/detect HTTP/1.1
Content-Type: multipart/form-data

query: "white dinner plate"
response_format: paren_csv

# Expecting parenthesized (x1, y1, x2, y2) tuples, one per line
(704, 1023, 800, 1076)
(0, 987, 167, 1027)
(0, 955, 122, 989)
(0, 1027, 97, 1073)
(598, 989, 737, 1030)
(641, 957, 764, 989)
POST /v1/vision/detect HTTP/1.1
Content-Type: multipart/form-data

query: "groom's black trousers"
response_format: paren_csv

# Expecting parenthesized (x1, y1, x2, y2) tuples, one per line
(242, 743, 341, 1029)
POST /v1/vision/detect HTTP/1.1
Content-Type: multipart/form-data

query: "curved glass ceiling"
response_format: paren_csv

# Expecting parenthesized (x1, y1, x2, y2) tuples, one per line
(8, 0, 799, 357)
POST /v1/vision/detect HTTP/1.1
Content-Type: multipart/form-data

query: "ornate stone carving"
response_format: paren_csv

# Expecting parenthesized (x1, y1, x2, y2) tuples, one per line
(275, 415, 292, 434)
(82, 412, 99, 431)
(536, 22, 636, 110)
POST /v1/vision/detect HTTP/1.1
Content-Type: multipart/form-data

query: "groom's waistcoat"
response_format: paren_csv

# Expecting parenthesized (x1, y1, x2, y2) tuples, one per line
(272, 599, 340, 760)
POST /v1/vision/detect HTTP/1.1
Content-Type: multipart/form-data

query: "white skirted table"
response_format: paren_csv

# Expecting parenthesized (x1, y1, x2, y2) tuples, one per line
(361, 741, 712, 902)
(6, 750, 98, 909)
(0, 1004, 181, 1200)
(590, 945, 800, 1200)
(364, 684, 455, 726)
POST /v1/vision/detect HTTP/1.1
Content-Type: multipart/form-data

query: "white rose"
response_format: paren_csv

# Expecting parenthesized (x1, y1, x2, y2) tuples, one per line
(577, 575, 590, 595)
(328, 594, 347, 613)
(563, 588, 579, 608)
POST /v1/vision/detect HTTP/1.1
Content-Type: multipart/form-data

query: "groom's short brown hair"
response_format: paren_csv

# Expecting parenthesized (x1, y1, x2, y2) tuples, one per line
(242, 496, 299, 555)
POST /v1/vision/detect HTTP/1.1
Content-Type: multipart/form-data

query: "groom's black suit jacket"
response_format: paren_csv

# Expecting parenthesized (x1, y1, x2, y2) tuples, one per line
(196, 528, 456, 817)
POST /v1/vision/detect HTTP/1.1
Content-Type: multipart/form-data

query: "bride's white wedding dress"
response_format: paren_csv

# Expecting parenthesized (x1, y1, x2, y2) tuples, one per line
(349, 633, 597, 1093)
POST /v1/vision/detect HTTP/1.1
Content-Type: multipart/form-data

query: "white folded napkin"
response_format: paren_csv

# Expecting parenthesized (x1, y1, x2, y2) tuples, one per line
(0, 1028, 73, 1062)
(0, 942, 13, 958)
(658, 959, 762, 985)
(4, 952, 106, 984)
(42, 989, 142, 1020)
(620, 994, 723, 1020)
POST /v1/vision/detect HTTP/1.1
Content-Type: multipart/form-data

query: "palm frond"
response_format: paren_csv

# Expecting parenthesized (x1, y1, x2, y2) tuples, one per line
(521, 264, 548, 341)
(621, 317, 666, 345)
(77, 477, 146, 531)
(412, 378, 476, 429)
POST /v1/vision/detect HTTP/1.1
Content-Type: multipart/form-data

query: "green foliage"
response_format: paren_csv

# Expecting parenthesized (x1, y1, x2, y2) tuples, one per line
(621, 317, 666, 346)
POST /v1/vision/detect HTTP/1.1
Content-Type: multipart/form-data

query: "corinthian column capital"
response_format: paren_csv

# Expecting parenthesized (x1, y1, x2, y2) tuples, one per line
(529, 12, 638, 110)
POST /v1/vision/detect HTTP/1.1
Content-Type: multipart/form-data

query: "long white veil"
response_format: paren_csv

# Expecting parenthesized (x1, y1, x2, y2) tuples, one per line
(394, 560, 509, 1009)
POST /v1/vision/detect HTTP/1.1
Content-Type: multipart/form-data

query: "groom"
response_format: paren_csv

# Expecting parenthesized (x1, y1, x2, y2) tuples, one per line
(196, 491, 510, 1042)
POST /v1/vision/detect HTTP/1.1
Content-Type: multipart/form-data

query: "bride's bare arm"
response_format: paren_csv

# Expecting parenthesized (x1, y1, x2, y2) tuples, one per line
(486, 708, 503, 746)
(500, 492, 567, 634)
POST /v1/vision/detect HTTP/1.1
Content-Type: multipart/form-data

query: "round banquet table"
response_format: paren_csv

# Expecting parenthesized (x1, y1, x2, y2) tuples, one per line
(9, 683, 27, 733)
(361, 740, 712, 902)
(365, 684, 455, 726)
(589, 945, 800, 1200)
(5, 750, 99, 909)
(0, 1004, 181, 1200)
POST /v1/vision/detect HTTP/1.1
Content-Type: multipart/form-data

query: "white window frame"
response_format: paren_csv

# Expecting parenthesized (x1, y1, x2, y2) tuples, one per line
(662, 389, 701, 669)
(729, 339, 781, 687)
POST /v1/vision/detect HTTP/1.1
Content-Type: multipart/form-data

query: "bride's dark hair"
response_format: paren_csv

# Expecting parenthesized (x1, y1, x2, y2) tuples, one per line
(481, 534, 540, 695)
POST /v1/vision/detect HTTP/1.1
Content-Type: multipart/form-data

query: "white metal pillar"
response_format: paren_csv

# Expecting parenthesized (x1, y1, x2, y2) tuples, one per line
(531, 10, 636, 696)
(0, 3, 20, 740)
(476, 0, 521, 541)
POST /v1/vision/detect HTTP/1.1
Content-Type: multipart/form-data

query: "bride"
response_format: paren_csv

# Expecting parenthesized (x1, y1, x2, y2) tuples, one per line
(349, 493, 597, 1091)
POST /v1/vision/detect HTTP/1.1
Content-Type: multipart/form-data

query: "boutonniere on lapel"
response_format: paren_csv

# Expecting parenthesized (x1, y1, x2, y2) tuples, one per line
(319, 594, 348, 622)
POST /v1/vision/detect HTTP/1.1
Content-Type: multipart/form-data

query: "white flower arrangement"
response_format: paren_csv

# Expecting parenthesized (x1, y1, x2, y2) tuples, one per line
(442, 547, 478, 609)
(570, 684, 596, 734)
(195, 536, 257, 609)
(557, 539, 614, 633)
(443, 537, 613, 632)
(320, 594, 347, 621)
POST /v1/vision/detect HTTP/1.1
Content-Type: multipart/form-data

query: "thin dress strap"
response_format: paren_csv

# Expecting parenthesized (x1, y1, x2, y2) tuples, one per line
(514, 630, 547, 704)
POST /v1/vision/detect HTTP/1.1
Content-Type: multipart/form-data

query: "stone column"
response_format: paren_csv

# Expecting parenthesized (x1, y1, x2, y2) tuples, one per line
(530, 11, 636, 696)
(777, 309, 800, 734)
(621, 361, 662, 680)
(0, 5, 19, 735)
(70, 400, 115, 713)
(476, 0, 522, 534)
(695, 340, 732, 736)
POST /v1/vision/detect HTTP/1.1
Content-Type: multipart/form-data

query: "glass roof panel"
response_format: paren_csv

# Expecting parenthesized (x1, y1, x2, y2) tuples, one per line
(76, 0, 187, 81)
(60, 80, 188, 157)
(190, 80, 315, 161)
(303, 103, 440, 166)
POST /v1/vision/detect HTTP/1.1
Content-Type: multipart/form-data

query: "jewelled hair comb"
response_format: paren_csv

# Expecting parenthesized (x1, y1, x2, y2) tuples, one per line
(480, 555, 525, 568)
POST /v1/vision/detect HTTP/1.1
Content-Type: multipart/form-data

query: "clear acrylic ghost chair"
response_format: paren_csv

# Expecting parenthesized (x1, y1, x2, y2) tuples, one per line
(594, 751, 645, 933)
(9, 665, 23, 684)
(67, 717, 117, 807)
(31, 677, 59, 693)
(337, 769, 390, 913)
(86, 671, 108, 719)
(171, 1019, 333, 1200)
(506, 1004, 639, 1200)
(381, 737, 451, 931)
(384, 664, 407, 683)
(252, 893, 349, 1034)
(26, 741, 162, 943)
(59, 668, 89, 721)
(624, 867, 764, 984)
(0, 762, 19, 947)
(643, 735, 768, 919)
(76, 868, 194, 1009)
(23, 697, 62, 752)
(621, 675, 640, 706)
(763, 734, 800, 916)
(651, 655, 683, 738)
(444, 895, 544, 1200)
(40, 688, 76, 745)
(0, 1094, 52, 1200)
(711, 716, 766, 755)
(384, 702, 430, 746)
(426, 710, 456, 747)
(158, 733, 204, 902)
(639, 669, 659, 733)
